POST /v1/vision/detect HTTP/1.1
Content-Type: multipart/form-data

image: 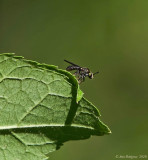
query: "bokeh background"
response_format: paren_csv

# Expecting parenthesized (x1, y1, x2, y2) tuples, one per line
(0, 0, 148, 159)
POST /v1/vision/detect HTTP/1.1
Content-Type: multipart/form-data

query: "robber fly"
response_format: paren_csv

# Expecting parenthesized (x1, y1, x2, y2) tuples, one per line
(64, 60, 99, 84)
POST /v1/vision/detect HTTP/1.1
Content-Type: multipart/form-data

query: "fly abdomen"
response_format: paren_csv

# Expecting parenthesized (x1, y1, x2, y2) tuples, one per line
(66, 65, 80, 71)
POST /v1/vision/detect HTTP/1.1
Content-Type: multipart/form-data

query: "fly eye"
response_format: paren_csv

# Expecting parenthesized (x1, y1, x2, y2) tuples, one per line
(88, 73, 93, 79)
(88, 73, 92, 76)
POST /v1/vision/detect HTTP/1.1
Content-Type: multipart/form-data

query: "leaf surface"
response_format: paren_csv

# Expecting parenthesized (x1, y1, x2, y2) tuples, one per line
(0, 53, 111, 160)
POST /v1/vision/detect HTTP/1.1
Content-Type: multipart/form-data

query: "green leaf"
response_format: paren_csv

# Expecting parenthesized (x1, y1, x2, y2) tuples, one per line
(0, 53, 111, 160)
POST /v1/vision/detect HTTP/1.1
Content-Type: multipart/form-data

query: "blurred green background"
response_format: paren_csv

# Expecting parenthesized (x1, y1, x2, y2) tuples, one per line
(0, 0, 148, 159)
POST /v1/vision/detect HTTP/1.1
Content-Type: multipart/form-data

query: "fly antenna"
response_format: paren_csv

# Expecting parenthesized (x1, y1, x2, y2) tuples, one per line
(93, 71, 99, 76)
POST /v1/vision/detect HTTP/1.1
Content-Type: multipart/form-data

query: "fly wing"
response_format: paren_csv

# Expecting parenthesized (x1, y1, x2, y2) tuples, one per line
(64, 60, 81, 67)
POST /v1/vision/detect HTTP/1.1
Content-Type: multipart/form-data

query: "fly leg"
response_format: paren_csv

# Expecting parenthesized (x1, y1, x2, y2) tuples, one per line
(74, 70, 80, 77)
(73, 70, 80, 81)
(78, 74, 85, 84)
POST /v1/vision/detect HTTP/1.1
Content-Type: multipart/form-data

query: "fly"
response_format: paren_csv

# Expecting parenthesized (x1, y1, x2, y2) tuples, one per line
(64, 59, 99, 84)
